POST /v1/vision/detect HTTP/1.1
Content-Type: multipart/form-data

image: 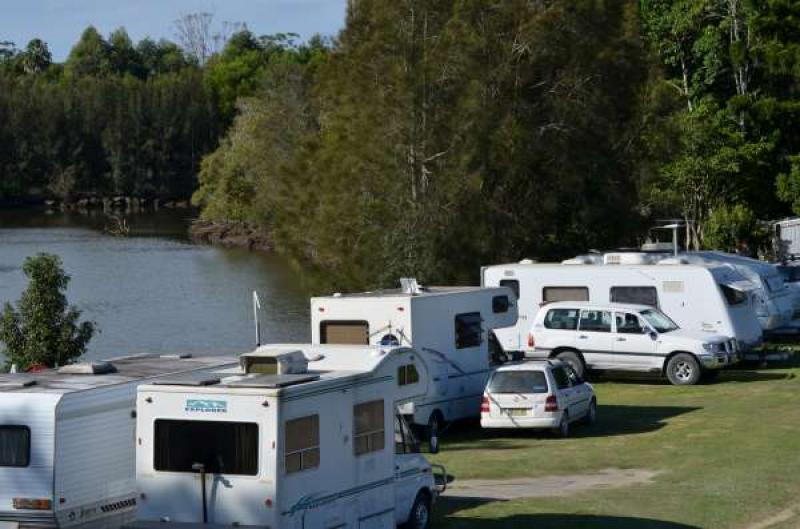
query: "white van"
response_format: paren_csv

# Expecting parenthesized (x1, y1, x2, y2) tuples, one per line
(529, 302, 737, 385)
(481, 262, 763, 355)
(130, 345, 447, 529)
(0, 355, 237, 529)
(310, 280, 517, 438)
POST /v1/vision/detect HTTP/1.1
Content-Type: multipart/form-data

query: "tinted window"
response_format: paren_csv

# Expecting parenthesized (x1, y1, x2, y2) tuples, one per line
(543, 308, 580, 330)
(154, 420, 258, 475)
(398, 364, 420, 386)
(0, 426, 30, 467)
(320, 321, 369, 344)
(492, 295, 510, 313)
(488, 371, 548, 394)
(610, 286, 658, 307)
(615, 313, 644, 334)
(578, 310, 612, 332)
(499, 279, 520, 300)
(720, 285, 747, 306)
(552, 367, 571, 390)
(455, 312, 483, 349)
(354, 400, 385, 456)
(285, 415, 319, 474)
(542, 287, 589, 302)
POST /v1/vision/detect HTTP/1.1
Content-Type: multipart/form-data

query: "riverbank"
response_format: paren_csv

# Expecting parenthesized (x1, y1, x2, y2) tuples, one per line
(189, 219, 272, 252)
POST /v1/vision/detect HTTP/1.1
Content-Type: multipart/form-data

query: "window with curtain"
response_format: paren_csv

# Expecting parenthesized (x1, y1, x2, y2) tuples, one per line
(284, 415, 319, 474)
(320, 321, 370, 344)
(610, 286, 659, 307)
(154, 420, 258, 475)
(353, 400, 385, 456)
(397, 364, 419, 386)
(0, 425, 30, 467)
(542, 286, 589, 302)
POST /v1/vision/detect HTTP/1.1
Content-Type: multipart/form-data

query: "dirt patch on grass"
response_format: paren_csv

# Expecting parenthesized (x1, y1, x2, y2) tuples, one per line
(446, 468, 659, 500)
(745, 508, 798, 529)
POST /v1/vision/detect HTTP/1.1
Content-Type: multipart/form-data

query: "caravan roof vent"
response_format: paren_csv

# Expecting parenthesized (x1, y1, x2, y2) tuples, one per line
(240, 349, 309, 375)
(400, 277, 424, 295)
(57, 361, 118, 375)
(603, 253, 653, 265)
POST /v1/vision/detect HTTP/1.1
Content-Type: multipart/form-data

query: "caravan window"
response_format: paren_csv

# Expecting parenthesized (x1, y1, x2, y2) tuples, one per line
(398, 364, 420, 386)
(492, 295, 511, 313)
(499, 279, 520, 300)
(542, 287, 589, 303)
(543, 308, 580, 330)
(154, 420, 258, 475)
(320, 320, 369, 345)
(720, 285, 747, 306)
(578, 310, 612, 333)
(610, 286, 658, 307)
(285, 415, 320, 474)
(455, 312, 483, 348)
(0, 425, 30, 467)
(354, 400, 385, 456)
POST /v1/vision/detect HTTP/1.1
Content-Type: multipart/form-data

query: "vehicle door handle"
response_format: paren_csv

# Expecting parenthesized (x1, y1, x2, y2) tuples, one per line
(616, 337, 626, 342)
(578, 335, 588, 339)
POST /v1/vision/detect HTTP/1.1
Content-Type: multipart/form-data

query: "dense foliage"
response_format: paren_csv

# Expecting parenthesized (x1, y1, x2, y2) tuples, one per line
(0, 254, 94, 370)
(5, 1, 800, 288)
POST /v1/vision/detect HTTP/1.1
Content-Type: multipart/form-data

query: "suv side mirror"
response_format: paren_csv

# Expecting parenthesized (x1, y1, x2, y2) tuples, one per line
(648, 331, 658, 340)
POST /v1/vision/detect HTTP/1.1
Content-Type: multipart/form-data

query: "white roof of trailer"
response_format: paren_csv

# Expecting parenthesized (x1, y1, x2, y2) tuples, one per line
(314, 285, 505, 300)
(0, 355, 237, 395)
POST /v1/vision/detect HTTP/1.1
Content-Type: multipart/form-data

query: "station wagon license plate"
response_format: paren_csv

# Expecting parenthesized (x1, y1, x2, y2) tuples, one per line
(505, 408, 529, 417)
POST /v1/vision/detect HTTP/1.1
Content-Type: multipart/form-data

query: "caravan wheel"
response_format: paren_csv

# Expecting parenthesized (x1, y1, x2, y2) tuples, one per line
(428, 412, 443, 454)
(405, 491, 432, 529)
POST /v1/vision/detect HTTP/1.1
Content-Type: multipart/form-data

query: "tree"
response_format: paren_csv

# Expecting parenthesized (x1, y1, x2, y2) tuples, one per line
(21, 38, 51, 74)
(0, 254, 95, 370)
(65, 26, 111, 77)
(174, 12, 215, 65)
(108, 28, 143, 78)
(704, 203, 768, 256)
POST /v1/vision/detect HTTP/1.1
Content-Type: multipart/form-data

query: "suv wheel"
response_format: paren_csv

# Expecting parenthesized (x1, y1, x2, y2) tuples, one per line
(666, 353, 701, 385)
(405, 491, 431, 529)
(556, 350, 585, 379)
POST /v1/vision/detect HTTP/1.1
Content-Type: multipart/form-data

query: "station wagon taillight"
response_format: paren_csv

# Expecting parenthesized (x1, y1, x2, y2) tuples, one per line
(544, 395, 558, 412)
(528, 333, 535, 348)
(480, 396, 490, 413)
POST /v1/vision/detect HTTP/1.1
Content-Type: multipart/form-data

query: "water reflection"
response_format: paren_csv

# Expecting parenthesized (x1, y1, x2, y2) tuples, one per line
(0, 209, 310, 361)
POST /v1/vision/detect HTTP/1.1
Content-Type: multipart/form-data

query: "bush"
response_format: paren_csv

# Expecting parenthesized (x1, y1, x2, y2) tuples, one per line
(0, 253, 95, 370)
(703, 204, 769, 256)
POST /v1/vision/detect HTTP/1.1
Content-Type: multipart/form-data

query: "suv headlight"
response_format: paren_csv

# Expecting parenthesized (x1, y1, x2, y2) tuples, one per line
(702, 342, 722, 353)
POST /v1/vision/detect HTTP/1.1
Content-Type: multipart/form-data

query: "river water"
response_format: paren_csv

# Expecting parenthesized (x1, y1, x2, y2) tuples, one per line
(0, 208, 310, 362)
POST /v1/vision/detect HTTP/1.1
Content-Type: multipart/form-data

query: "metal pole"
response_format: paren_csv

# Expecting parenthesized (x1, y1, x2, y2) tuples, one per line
(253, 291, 261, 346)
(191, 463, 208, 524)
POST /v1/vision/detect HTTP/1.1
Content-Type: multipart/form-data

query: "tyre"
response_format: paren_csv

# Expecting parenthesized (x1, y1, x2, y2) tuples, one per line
(555, 411, 570, 438)
(427, 412, 443, 454)
(404, 491, 432, 529)
(665, 353, 702, 385)
(556, 350, 586, 379)
(584, 399, 597, 425)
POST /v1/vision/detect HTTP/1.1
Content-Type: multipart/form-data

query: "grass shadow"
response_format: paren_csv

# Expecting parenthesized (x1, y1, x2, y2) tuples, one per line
(435, 509, 703, 529)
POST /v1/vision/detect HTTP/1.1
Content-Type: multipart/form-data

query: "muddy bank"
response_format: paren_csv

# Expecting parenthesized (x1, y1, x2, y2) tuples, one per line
(189, 219, 272, 252)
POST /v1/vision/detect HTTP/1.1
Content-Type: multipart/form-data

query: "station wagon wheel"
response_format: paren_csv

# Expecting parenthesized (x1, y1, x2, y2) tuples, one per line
(405, 491, 431, 529)
(666, 353, 701, 386)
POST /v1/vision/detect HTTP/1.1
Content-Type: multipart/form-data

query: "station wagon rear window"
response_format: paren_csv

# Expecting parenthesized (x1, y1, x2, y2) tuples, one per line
(543, 308, 579, 330)
(610, 286, 658, 307)
(0, 425, 30, 467)
(489, 371, 548, 394)
(154, 420, 258, 475)
(542, 286, 589, 303)
(320, 320, 369, 345)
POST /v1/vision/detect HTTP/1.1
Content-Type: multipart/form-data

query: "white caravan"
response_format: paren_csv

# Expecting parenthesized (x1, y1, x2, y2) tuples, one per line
(0, 355, 237, 529)
(481, 262, 763, 355)
(309, 281, 518, 435)
(130, 344, 447, 529)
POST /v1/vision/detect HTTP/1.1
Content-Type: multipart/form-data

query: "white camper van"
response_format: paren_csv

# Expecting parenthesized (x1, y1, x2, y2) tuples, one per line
(131, 344, 447, 529)
(0, 355, 237, 529)
(482, 262, 763, 356)
(309, 281, 518, 436)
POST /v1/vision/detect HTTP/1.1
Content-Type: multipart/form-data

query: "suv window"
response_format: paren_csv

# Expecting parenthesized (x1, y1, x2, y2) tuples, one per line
(543, 308, 579, 330)
(551, 367, 571, 389)
(610, 286, 658, 307)
(615, 312, 644, 334)
(578, 310, 612, 332)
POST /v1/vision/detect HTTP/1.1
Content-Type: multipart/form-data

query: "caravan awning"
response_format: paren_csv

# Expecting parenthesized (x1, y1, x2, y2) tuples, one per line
(719, 278, 758, 292)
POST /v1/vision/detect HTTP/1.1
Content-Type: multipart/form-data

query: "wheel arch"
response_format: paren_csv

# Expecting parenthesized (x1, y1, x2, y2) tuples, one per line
(661, 350, 698, 375)
(549, 347, 586, 366)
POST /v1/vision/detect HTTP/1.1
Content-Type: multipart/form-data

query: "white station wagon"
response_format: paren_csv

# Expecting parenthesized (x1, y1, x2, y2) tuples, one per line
(528, 302, 739, 385)
(481, 360, 596, 437)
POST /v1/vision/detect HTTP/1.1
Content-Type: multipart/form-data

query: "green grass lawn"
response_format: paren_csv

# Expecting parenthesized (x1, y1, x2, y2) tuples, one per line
(430, 354, 800, 529)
